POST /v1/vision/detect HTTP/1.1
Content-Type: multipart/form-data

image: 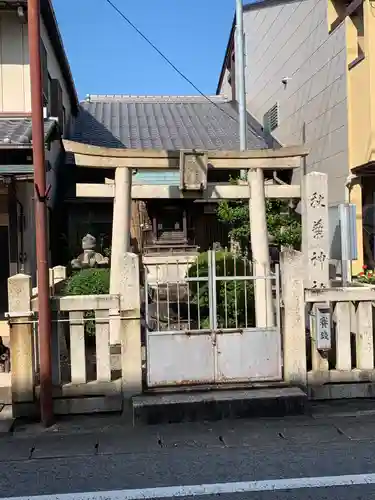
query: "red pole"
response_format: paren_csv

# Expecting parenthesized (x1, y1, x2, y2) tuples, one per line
(28, 0, 54, 426)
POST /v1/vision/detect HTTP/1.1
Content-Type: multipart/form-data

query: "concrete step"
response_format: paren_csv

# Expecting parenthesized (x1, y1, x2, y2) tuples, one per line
(0, 384, 11, 405)
(132, 386, 307, 425)
(0, 405, 14, 434)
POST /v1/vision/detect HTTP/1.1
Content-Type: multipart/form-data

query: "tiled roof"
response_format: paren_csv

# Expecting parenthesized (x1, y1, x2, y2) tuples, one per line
(69, 95, 272, 151)
(0, 117, 57, 146)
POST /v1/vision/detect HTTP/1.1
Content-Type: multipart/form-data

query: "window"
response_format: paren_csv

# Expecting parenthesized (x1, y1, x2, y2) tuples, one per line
(50, 79, 64, 131)
(62, 106, 66, 134)
(226, 41, 236, 100)
(329, 0, 351, 25)
(328, 0, 365, 69)
(47, 73, 52, 113)
(348, 1, 365, 68)
(263, 103, 279, 133)
(40, 41, 48, 105)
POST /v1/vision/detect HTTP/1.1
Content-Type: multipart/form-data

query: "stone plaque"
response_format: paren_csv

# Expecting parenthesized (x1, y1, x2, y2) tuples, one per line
(179, 150, 208, 191)
(315, 304, 332, 350)
(303, 172, 329, 288)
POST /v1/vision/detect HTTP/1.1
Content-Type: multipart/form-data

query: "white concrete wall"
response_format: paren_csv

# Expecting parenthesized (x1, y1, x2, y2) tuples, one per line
(223, 0, 349, 206)
(0, 11, 72, 120)
(0, 12, 29, 112)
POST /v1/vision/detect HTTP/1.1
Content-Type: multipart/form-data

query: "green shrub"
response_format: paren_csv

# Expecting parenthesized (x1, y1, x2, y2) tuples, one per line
(217, 198, 302, 253)
(62, 268, 110, 338)
(63, 268, 110, 296)
(188, 251, 255, 329)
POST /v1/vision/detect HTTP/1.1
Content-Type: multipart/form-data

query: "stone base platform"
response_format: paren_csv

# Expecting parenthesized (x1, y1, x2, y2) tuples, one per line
(132, 387, 307, 425)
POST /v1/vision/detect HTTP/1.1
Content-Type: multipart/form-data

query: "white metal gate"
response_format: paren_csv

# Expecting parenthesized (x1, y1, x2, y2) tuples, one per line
(144, 250, 282, 388)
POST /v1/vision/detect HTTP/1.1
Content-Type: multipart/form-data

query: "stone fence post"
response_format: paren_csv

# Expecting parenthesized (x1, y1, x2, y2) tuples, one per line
(280, 250, 307, 388)
(7, 273, 36, 417)
(119, 252, 142, 399)
(50, 265, 67, 291)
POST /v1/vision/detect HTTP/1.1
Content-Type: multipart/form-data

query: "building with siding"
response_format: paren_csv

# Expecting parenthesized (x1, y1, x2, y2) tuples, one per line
(0, 0, 78, 315)
(217, 0, 374, 273)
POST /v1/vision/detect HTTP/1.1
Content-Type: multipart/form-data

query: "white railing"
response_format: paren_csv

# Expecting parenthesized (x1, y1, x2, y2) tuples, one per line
(305, 286, 375, 399)
(0, 266, 69, 392)
(39, 294, 124, 414)
(32, 265, 67, 297)
(7, 252, 142, 417)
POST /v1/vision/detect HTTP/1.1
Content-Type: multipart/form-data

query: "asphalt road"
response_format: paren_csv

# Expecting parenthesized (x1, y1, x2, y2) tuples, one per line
(2, 415, 375, 499)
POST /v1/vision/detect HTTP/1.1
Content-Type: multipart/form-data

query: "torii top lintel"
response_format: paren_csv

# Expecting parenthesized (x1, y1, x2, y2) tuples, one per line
(63, 140, 309, 170)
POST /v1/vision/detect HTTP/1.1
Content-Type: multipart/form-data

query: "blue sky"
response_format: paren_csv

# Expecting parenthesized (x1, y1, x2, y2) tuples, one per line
(52, 1, 235, 101)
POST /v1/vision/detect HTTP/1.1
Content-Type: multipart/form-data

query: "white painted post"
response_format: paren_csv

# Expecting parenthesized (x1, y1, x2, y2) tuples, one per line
(95, 310, 111, 382)
(110, 167, 132, 345)
(248, 169, 273, 327)
(52, 265, 66, 283)
(334, 302, 351, 371)
(119, 252, 142, 398)
(7, 274, 35, 412)
(356, 302, 374, 370)
(49, 265, 66, 386)
(281, 250, 307, 387)
(69, 311, 86, 384)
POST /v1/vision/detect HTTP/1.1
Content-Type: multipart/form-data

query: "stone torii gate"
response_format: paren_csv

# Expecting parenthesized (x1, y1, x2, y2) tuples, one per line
(63, 140, 309, 329)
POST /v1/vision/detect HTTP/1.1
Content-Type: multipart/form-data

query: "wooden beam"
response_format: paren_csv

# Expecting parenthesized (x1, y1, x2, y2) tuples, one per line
(63, 139, 309, 160)
(76, 183, 301, 200)
(346, 0, 364, 17)
(72, 152, 302, 170)
(330, 0, 363, 32)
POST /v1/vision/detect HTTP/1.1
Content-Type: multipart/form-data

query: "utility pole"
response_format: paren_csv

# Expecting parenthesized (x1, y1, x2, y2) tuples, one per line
(235, 0, 247, 179)
(235, 0, 273, 326)
(28, 0, 54, 426)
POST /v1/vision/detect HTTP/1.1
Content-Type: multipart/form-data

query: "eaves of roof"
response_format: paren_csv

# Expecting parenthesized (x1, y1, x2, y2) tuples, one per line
(0, 117, 58, 148)
(216, 15, 235, 96)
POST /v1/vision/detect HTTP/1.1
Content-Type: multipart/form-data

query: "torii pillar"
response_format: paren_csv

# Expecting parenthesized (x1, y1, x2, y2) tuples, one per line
(248, 168, 273, 327)
(109, 167, 132, 344)
(110, 167, 132, 289)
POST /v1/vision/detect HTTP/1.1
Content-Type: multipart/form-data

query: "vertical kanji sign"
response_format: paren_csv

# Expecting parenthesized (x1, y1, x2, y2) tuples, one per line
(303, 172, 330, 288)
(315, 305, 332, 350)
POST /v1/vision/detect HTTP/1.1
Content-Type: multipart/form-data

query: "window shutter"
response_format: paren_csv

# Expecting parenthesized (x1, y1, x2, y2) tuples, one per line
(263, 103, 279, 133)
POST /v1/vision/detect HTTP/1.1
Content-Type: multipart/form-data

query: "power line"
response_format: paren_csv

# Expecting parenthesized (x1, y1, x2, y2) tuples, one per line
(103, 0, 241, 126)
